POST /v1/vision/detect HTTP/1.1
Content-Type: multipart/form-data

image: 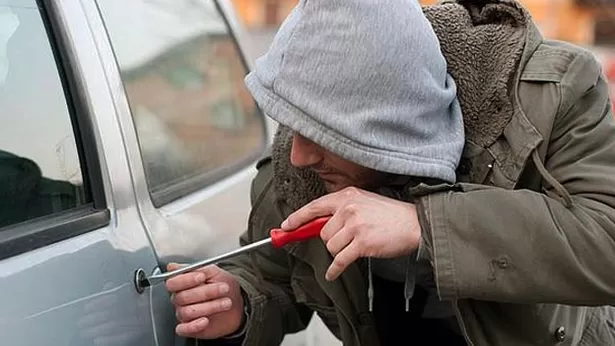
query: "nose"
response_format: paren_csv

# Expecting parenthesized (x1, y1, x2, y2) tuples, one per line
(290, 133, 322, 168)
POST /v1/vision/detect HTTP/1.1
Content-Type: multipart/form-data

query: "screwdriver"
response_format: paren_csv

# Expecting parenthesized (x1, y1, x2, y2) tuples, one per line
(137, 216, 330, 289)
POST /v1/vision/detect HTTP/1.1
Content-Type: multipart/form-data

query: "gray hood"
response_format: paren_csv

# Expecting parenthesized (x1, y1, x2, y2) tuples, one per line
(245, 0, 464, 183)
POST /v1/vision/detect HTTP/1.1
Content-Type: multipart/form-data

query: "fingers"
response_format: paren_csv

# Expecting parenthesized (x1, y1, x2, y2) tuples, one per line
(319, 213, 344, 242)
(282, 187, 368, 230)
(172, 282, 230, 306)
(326, 242, 360, 281)
(166, 272, 206, 293)
(165, 265, 220, 293)
(281, 193, 341, 230)
(167, 263, 184, 271)
(176, 317, 210, 337)
(324, 226, 353, 256)
(175, 298, 233, 323)
(167, 263, 220, 275)
(166, 265, 244, 340)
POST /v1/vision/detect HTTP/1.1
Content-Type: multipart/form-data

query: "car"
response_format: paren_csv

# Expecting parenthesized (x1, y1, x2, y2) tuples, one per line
(0, 0, 271, 345)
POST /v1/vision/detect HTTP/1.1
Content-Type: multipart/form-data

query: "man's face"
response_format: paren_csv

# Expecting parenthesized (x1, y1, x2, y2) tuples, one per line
(290, 133, 390, 192)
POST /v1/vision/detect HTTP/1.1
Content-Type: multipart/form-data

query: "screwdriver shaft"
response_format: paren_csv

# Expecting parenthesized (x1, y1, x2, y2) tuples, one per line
(143, 237, 272, 287)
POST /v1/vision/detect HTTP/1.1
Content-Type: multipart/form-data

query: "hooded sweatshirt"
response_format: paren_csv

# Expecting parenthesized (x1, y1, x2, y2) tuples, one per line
(244, 0, 465, 338)
(245, 0, 464, 182)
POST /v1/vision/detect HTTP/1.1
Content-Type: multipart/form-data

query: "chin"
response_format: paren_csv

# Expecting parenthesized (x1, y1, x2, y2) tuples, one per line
(324, 185, 337, 193)
(324, 182, 351, 193)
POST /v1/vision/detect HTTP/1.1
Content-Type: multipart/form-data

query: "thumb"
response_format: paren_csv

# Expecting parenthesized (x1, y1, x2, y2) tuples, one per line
(167, 262, 184, 271)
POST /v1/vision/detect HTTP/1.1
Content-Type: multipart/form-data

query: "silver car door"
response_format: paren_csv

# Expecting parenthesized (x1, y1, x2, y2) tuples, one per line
(0, 0, 165, 344)
(87, 0, 270, 344)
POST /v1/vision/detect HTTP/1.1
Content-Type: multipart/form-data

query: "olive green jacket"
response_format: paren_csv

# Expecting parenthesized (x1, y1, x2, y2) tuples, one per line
(220, 1, 615, 345)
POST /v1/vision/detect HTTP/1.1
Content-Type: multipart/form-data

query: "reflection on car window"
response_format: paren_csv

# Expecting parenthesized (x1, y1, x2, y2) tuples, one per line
(97, 0, 266, 205)
(0, 7, 19, 86)
(0, 1, 88, 229)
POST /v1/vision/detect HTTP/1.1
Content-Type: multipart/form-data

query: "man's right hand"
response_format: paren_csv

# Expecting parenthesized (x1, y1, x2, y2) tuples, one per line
(165, 263, 245, 339)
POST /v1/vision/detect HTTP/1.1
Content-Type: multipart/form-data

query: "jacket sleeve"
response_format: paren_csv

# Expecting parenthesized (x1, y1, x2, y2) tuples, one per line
(418, 52, 615, 305)
(218, 158, 313, 345)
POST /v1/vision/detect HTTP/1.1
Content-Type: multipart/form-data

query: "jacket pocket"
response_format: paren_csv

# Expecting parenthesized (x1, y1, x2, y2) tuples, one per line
(533, 304, 586, 345)
(459, 301, 586, 346)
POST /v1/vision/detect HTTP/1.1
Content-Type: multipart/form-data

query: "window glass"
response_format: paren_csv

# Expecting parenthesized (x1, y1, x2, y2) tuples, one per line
(0, 0, 88, 229)
(97, 0, 266, 205)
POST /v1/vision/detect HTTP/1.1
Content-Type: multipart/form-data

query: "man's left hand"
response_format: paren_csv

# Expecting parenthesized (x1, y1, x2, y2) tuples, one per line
(281, 187, 421, 281)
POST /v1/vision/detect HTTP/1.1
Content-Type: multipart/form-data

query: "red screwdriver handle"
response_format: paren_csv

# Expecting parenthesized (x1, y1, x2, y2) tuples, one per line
(270, 216, 330, 248)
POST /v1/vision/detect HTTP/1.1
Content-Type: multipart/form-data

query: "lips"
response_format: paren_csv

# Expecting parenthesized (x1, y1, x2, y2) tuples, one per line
(316, 173, 342, 186)
(313, 170, 337, 178)
(313, 170, 333, 175)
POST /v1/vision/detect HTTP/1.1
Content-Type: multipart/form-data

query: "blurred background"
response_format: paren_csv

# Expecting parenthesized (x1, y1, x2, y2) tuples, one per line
(233, 0, 615, 110)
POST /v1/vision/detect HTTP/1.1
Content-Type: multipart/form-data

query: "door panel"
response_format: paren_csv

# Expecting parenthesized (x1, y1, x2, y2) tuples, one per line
(0, 1, 166, 345)
(1, 228, 158, 345)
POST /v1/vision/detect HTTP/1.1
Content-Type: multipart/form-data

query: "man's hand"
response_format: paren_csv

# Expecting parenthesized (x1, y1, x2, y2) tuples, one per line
(282, 187, 421, 281)
(166, 264, 245, 339)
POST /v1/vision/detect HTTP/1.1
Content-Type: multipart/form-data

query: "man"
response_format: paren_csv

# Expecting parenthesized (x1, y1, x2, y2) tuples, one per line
(165, 0, 615, 345)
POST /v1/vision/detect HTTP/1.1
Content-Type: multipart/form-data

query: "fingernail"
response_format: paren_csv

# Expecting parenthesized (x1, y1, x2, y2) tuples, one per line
(281, 219, 289, 229)
(221, 298, 232, 309)
(219, 284, 230, 294)
(195, 273, 206, 284)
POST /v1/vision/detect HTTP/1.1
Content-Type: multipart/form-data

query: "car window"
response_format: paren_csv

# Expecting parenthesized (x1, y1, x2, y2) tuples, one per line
(0, 0, 89, 229)
(97, 0, 267, 206)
